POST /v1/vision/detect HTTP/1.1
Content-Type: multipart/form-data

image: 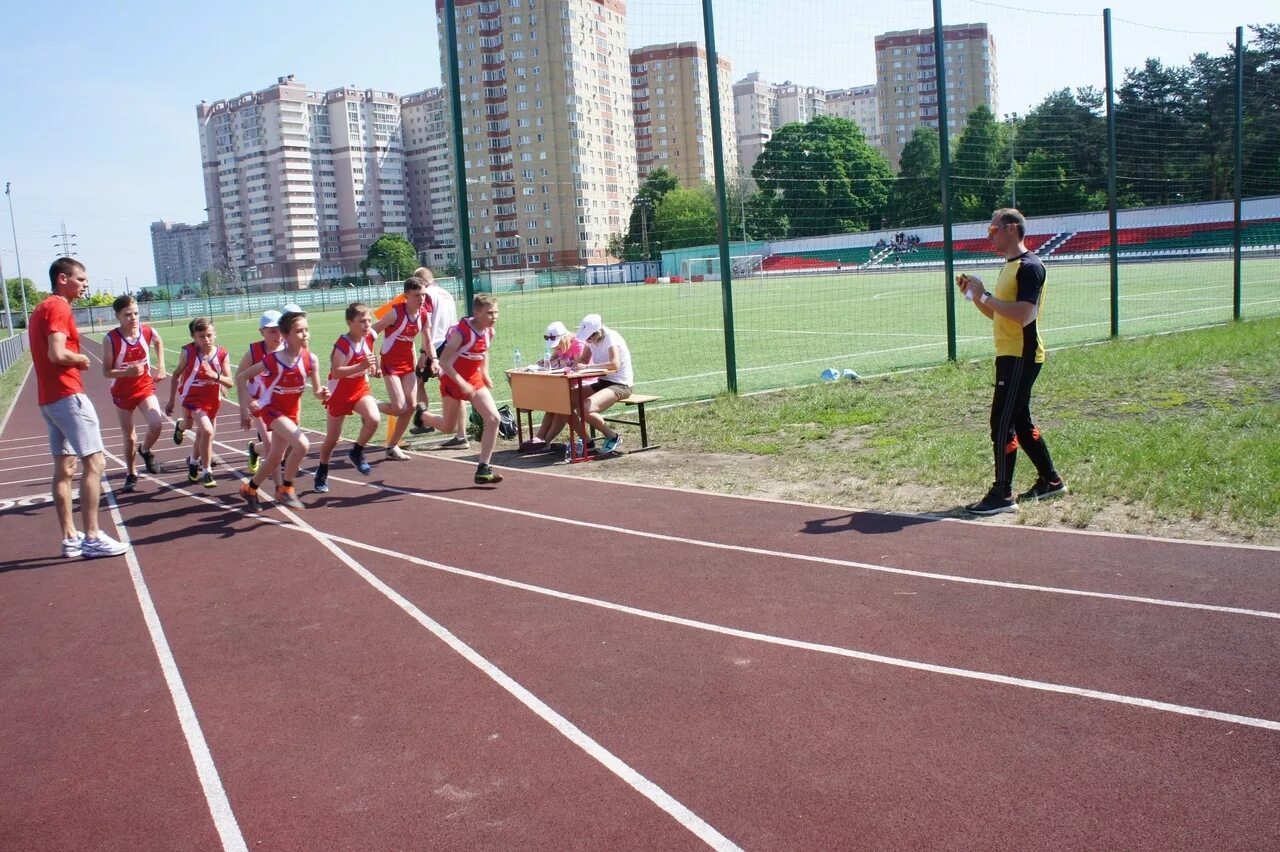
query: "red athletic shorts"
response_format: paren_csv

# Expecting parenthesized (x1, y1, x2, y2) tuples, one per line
(182, 394, 221, 420)
(380, 350, 415, 377)
(113, 391, 155, 412)
(439, 373, 485, 401)
(325, 389, 372, 418)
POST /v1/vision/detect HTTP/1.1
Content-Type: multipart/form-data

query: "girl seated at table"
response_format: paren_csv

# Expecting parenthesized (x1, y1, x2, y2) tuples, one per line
(524, 321, 585, 450)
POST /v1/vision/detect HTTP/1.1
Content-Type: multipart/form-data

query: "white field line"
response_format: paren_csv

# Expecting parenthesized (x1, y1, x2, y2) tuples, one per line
(99, 471, 248, 852)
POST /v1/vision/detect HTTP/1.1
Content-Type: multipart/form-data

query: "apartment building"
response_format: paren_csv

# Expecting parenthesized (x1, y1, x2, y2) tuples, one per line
(196, 75, 408, 290)
(402, 87, 458, 254)
(436, 0, 637, 272)
(875, 23, 998, 170)
(775, 82, 825, 126)
(149, 220, 214, 287)
(630, 42, 736, 188)
(733, 74, 825, 178)
(826, 85, 881, 149)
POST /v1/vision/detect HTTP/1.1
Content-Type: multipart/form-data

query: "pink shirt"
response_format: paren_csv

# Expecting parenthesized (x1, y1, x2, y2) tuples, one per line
(549, 338, 585, 370)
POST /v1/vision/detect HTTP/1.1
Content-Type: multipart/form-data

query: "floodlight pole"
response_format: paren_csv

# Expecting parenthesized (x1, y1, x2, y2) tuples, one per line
(932, 0, 957, 361)
(702, 0, 737, 392)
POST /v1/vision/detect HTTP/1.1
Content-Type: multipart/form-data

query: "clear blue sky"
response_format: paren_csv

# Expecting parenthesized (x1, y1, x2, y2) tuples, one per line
(1, 0, 1272, 295)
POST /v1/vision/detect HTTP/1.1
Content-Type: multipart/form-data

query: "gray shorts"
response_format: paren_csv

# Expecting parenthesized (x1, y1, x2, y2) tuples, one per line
(40, 393, 106, 458)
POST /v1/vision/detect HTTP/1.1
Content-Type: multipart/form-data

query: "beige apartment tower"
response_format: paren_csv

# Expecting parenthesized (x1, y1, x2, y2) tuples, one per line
(436, 0, 637, 271)
(826, 85, 881, 150)
(197, 75, 407, 290)
(630, 42, 736, 188)
(402, 87, 458, 253)
(733, 73, 826, 179)
(875, 23, 998, 171)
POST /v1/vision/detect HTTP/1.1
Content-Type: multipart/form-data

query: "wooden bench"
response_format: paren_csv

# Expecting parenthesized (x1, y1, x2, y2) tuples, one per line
(600, 394, 662, 451)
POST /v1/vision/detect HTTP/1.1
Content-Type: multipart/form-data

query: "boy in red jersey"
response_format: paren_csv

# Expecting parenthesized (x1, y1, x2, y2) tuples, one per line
(438, 293, 503, 485)
(314, 303, 380, 493)
(236, 309, 284, 474)
(101, 295, 167, 492)
(372, 277, 434, 460)
(236, 311, 329, 510)
(165, 317, 233, 488)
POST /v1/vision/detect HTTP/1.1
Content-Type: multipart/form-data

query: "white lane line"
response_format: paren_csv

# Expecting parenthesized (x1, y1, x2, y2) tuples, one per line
(0, 362, 32, 438)
(126, 470, 1280, 735)
(0, 475, 56, 488)
(99, 471, 248, 852)
(314, 467, 1280, 622)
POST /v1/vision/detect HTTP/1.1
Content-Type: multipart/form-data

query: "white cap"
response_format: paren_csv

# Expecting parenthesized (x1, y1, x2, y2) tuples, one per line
(282, 303, 303, 314)
(544, 321, 569, 340)
(259, 309, 282, 329)
(575, 314, 603, 341)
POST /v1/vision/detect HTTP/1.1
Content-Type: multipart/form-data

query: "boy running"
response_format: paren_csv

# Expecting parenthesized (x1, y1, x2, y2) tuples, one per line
(166, 317, 233, 488)
(236, 309, 284, 474)
(236, 310, 329, 510)
(101, 295, 166, 492)
(372, 277, 434, 460)
(438, 293, 503, 485)
(314, 303, 380, 493)
(409, 268, 468, 447)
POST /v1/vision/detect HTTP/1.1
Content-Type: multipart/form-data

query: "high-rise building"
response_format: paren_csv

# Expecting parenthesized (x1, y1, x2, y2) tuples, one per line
(875, 23, 998, 170)
(436, 0, 638, 271)
(733, 74, 825, 178)
(732, 72, 776, 178)
(630, 42, 736, 188)
(826, 85, 881, 149)
(150, 221, 214, 287)
(402, 87, 457, 255)
(196, 75, 408, 290)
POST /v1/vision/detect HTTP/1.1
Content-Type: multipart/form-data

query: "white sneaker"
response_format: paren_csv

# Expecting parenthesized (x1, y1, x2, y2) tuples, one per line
(81, 532, 131, 559)
(385, 446, 410, 461)
(61, 532, 86, 558)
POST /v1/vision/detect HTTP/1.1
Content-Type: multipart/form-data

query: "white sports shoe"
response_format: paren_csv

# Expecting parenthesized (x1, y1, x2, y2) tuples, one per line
(61, 532, 86, 558)
(385, 446, 411, 461)
(81, 532, 131, 559)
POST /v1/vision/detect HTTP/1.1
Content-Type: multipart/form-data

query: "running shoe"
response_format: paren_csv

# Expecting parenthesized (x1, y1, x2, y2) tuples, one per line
(439, 436, 470, 449)
(1018, 477, 1068, 503)
(385, 445, 411, 461)
(276, 484, 304, 509)
(81, 532, 131, 559)
(140, 449, 159, 475)
(172, 420, 185, 445)
(61, 531, 86, 559)
(247, 440, 260, 474)
(240, 482, 261, 511)
(313, 466, 330, 493)
(201, 470, 216, 489)
(965, 485, 1016, 515)
(347, 449, 372, 475)
(187, 458, 199, 483)
(601, 435, 621, 454)
(474, 464, 504, 485)
(121, 473, 139, 493)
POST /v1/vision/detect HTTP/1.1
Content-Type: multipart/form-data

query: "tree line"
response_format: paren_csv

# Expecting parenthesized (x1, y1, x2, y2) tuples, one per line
(610, 24, 1279, 257)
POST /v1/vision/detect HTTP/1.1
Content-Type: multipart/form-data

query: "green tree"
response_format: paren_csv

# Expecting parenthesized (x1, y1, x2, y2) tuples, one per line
(744, 191, 790, 240)
(952, 104, 1009, 221)
(1014, 149, 1099, 216)
(1014, 88, 1108, 205)
(624, 167, 680, 259)
(5, 277, 43, 313)
(888, 126, 942, 227)
(362, 234, 419, 280)
(74, 291, 114, 308)
(1115, 59, 1200, 206)
(752, 115, 893, 237)
(652, 186, 718, 251)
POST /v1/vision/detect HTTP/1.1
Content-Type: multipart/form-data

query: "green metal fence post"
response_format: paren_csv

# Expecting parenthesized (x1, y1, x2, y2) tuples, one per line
(932, 0, 957, 362)
(1104, 8, 1120, 337)
(701, 0, 737, 393)
(444, 0, 475, 307)
(1233, 25, 1244, 320)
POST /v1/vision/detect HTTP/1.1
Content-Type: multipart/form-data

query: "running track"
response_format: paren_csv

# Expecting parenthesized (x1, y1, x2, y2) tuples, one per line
(1, 356, 1278, 851)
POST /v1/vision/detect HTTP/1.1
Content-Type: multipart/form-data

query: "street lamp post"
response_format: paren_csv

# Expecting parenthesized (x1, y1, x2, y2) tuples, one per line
(4, 182, 30, 322)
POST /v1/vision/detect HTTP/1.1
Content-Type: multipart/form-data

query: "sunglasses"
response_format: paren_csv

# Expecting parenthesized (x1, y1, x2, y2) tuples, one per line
(543, 333, 560, 341)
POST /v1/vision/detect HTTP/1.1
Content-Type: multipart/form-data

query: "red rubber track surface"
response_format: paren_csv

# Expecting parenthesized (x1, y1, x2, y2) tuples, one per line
(1, 355, 1278, 851)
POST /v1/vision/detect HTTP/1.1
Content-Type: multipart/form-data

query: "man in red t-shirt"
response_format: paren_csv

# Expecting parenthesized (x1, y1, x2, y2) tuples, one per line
(28, 258, 129, 559)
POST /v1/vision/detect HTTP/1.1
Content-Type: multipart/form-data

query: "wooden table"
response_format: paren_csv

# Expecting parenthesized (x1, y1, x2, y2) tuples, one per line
(506, 368, 606, 463)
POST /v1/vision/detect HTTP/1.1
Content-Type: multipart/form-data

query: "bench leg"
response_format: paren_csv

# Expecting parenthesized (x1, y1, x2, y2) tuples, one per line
(637, 403, 649, 449)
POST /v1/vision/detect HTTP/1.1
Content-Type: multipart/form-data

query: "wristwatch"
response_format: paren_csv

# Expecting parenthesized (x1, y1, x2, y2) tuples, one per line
(979, 291, 992, 305)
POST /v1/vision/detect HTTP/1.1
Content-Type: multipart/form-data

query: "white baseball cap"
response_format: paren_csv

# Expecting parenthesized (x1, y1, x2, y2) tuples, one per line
(543, 321, 569, 340)
(259, 309, 282, 329)
(575, 314, 603, 341)
(282, 303, 303, 314)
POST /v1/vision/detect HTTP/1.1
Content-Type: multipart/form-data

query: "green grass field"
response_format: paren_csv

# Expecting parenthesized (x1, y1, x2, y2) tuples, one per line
(122, 256, 1280, 439)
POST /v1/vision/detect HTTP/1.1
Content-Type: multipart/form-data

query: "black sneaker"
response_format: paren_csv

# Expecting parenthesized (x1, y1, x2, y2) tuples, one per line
(201, 470, 216, 489)
(313, 465, 330, 493)
(1019, 477, 1068, 502)
(121, 473, 139, 493)
(474, 464, 504, 485)
(140, 449, 159, 475)
(348, 448, 372, 475)
(965, 486, 1016, 515)
(408, 408, 436, 435)
(247, 440, 260, 474)
(173, 420, 185, 445)
(187, 459, 200, 483)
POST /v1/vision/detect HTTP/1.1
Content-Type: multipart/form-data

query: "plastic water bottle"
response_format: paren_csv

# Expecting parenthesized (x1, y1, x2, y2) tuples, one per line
(513, 348, 523, 370)
(820, 368, 839, 382)
(843, 369, 861, 382)
(543, 346, 553, 368)
(564, 441, 572, 463)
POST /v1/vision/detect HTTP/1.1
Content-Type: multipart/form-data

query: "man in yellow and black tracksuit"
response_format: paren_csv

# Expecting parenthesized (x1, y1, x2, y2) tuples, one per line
(957, 208, 1067, 515)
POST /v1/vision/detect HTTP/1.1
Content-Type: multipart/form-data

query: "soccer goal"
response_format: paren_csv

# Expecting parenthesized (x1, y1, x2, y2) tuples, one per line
(680, 254, 764, 282)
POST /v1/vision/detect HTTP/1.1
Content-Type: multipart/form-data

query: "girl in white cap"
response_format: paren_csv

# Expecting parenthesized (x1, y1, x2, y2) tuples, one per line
(523, 321, 585, 450)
